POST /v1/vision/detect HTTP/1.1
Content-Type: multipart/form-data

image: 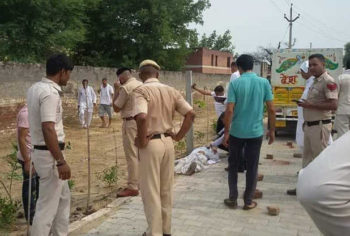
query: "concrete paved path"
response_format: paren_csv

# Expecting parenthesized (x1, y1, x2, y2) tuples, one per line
(82, 138, 320, 236)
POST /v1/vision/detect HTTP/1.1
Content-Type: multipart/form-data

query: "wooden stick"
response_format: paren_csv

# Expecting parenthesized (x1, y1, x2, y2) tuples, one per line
(85, 87, 91, 213)
(27, 158, 33, 236)
(113, 128, 118, 168)
(205, 87, 209, 144)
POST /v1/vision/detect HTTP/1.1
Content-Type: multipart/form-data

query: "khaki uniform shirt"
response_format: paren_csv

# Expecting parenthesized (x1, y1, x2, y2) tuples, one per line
(27, 78, 65, 145)
(114, 77, 143, 118)
(304, 72, 338, 121)
(336, 70, 350, 115)
(132, 78, 193, 135)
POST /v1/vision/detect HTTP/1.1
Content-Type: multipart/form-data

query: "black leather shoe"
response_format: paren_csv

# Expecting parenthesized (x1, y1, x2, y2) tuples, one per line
(224, 198, 237, 208)
(164, 234, 171, 236)
(286, 188, 297, 196)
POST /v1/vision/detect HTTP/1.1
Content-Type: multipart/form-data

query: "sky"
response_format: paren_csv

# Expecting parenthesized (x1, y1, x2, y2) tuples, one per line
(191, 0, 350, 54)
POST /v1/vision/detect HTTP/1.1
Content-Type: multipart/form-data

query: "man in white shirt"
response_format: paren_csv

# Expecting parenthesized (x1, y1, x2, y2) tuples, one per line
(226, 61, 240, 92)
(191, 84, 226, 118)
(295, 61, 315, 152)
(78, 79, 96, 128)
(27, 53, 72, 235)
(98, 78, 114, 128)
(230, 61, 240, 82)
(334, 59, 350, 139)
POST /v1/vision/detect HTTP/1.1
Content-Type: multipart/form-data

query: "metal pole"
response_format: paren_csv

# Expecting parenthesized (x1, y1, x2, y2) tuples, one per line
(185, 71, 193, 154)
(205, 87, 209, 144)
(284, 3, 300, 49)
(85, 87, 91, 213)
(26, 156, 33, 236)
(113, 128, 118, 167)
(289, 4, 293, 49)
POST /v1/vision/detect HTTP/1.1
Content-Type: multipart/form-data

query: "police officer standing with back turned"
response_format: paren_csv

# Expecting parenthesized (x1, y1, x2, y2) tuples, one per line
(27, 53, 73, 236)
(297, 54, 338, 170)
(133, 60, 195, 236)
(113, 67, 142, 198)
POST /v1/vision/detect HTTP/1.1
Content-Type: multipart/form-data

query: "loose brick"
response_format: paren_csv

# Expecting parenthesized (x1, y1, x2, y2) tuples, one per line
(267, 206, 280, 216)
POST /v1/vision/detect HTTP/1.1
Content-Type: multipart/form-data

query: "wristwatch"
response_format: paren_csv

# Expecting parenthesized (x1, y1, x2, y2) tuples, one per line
(56, 159, 66, 167)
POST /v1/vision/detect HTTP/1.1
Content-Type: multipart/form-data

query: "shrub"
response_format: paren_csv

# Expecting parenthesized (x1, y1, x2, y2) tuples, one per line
(0, 196, 20, 229)
(194, 131, 205, 142)
(194, 100, 206, 109)
(211, 119, 217, 133)
(68, 179, 75, 190)
(175, 140, 186, 153)
(97, 166, 118, 187)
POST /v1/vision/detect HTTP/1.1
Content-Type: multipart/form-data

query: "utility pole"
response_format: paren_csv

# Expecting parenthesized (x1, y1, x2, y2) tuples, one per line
(284, 3, 300, 49)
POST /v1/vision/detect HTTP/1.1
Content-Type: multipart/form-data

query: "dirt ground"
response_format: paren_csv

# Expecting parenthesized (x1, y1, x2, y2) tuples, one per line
(0, 93, 217, 234)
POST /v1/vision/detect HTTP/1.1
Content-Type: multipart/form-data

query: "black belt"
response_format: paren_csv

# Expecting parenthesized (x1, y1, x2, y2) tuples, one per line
(305, 120, 331, 127)
(150, 133, 171, 140)
(34, 143, 65, 151)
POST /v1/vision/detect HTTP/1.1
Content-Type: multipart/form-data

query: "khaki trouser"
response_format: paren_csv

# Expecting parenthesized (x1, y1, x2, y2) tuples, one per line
(334, 114, 350, 139)
(139, 135, 174, 236)
(303, 122, 332, 168)
(122, 119, 139, 190)
(31, 149, 70, 236)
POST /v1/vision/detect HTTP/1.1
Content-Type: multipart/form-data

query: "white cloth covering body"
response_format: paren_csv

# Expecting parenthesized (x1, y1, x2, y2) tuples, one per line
(174, 147, 220, 175)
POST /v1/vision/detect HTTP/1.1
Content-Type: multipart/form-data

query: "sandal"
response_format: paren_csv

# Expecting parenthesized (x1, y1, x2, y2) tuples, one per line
(243, 201, 257, 210)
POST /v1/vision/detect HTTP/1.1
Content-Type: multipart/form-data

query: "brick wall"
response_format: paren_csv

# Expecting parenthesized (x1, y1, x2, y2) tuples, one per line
(0, 62, 230, 131)
(185, 48, 233, 75)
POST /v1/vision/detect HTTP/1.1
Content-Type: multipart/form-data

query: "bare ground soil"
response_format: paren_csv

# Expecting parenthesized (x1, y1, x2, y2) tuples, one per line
(0, 93, 217, 235)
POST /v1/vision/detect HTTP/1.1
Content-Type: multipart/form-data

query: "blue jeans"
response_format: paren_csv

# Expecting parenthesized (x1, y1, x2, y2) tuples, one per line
(228, 135, 263, 205)
(18, 160, 39, 225)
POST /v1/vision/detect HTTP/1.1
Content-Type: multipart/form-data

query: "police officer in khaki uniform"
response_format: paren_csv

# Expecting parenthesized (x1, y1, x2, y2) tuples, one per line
(297, 54, 338, 167)
(133, 60, 195, 236)
(334, 58, 350, 139)
(27, 54, 73, 236)
(112, 67, 142, 197)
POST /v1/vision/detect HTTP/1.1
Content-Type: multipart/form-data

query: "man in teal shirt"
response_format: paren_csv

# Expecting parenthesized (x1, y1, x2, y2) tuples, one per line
(223, 54, 276, 210)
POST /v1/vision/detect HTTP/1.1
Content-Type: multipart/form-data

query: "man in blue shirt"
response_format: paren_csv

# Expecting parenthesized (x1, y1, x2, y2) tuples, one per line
(223, 54, 276, 210)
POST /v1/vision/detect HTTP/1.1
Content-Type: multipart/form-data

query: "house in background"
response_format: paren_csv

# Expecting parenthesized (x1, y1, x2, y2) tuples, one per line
(185, 48, 234, 75)
(253, 58, 271, 78)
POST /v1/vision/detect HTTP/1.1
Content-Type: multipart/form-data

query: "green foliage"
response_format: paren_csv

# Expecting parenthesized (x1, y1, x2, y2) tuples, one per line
(66, 141, 72, 150)
(73, 0, 210, 70)
(211, 119, 217, 133)
(194, 30, 235, 53)
(175, 140, 186, 153)
(194, 100, 206, 109)
(0, 144, 21, 229)
(0, 196, 20, 229)
(0, 0, 214, 70)
(6, 143, 22, 182)
(0, 0, 89, 62)
(97, 166, 118, 187)
(194, 131, 205, 142)
(344, 42, 350, 67)
(68, 179, 75, 190)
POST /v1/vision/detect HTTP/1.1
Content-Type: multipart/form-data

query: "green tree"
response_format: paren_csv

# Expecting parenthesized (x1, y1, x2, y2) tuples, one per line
(344, 42, 350, 67)
(197, 30, 235, 53)
(0, 0, 89, 63)
(74, 0, 210, 70)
